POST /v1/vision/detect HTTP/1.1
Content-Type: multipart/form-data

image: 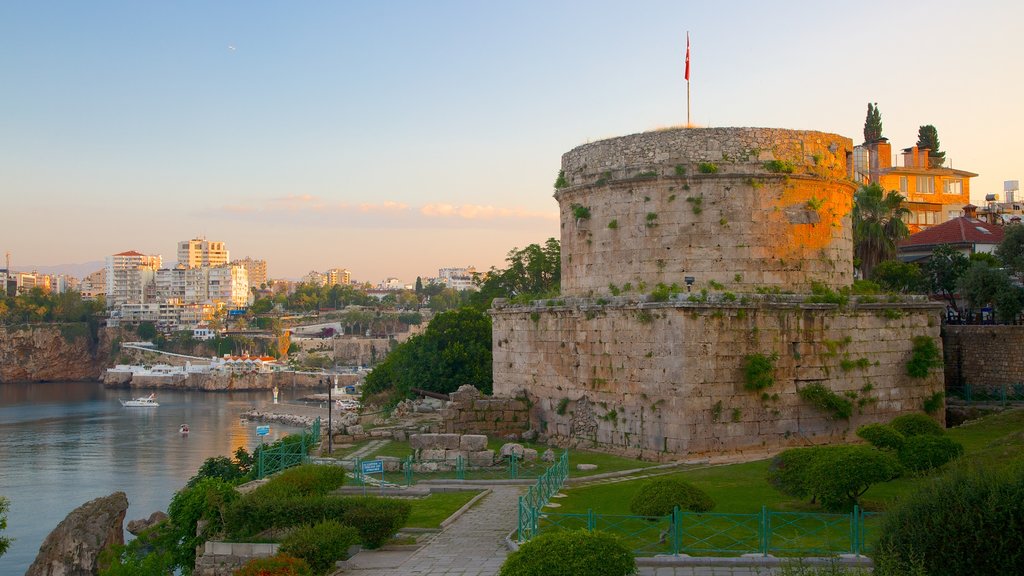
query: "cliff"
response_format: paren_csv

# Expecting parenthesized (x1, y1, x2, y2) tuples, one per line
(0, 324, 118, 383)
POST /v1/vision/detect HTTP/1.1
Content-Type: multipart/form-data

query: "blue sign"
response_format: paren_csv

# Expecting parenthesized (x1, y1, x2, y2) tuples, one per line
(360, 459, 384, 474)
(256, 425, 270, 436)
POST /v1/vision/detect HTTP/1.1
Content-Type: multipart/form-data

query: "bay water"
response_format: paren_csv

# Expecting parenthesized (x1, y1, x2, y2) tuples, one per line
(0, 381, 305, 575)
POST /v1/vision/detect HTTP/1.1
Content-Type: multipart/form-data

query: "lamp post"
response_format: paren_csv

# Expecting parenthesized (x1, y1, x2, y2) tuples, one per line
(326, 376, 333, 455)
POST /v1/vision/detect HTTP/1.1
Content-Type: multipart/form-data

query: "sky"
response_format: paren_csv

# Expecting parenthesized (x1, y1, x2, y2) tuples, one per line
(2, 1, 1022, 284)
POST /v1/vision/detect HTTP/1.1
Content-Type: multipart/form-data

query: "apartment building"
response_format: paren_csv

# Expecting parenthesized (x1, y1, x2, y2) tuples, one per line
(437, 266, 477, 291)
(853, 140, 977, 233)
(302, 270, 327, 286)
(325, 268, 351, 286)
(105, 250, 162, 308)
(79, 269, 106, 300)
(232, 257, 268, 288)
(177, 238, 229, 268)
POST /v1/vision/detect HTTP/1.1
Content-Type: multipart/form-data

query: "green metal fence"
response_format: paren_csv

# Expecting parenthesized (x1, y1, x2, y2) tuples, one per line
(257, 417, 321, 479)
(530, 505, 878, 557)
(949, 383, 1024, 404)
(516, 451, 570, 541)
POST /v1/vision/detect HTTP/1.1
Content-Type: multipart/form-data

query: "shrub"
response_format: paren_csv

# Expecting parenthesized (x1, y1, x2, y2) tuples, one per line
(554, 170, 568, 189)
(629, 478, 715, 516)
(742, 353, 777, 391)
(898, 435, 963, 473)
(856, 424, 905, 451)
(906, 336, 941, 378)
(798, 383, 853, 420)
(341, 497, 412, 549)
(571, 203, 591, 221)
(807, 446, 901, 511)
(873, 465, 1024, 576)
(249, 464, 347, 501)
(888, 413, 944, 437)
(767, 447, 844, 501)
(280, 521, 360, 575)
(233, 553, 314, 576)
(764, 159, 795, 174)
(167, 478, 241, 572)
(499, 529, 636, 576)
(923, 391, 944, 415)
(698, 162, 718, 174)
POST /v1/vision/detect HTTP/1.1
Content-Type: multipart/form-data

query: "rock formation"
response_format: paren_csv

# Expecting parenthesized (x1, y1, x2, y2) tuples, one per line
(0, 325, 117, 383)
(26, 491, 128, 576)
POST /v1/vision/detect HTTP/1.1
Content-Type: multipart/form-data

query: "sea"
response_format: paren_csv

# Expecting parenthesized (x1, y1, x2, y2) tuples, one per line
(0, 381, 306, 575)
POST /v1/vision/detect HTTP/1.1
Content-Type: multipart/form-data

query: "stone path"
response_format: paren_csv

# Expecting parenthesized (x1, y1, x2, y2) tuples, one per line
(340, 486, 522, 576)
(345, 439, 390, 461)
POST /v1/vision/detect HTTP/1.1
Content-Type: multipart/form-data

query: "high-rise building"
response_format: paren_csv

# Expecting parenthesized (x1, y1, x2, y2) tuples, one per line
(437, 266, 478, 291)
(105, 251, 162, 308)
(79, 269, 107, 300)
(301, 271, 327, 286)
(231, 257, 268, 288)
(325, 268, 351, 286)
(177, 238, 229, 268)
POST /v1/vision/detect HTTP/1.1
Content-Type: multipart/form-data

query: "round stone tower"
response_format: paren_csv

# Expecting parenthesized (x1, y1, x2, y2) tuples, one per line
(555, 127, 856, 296)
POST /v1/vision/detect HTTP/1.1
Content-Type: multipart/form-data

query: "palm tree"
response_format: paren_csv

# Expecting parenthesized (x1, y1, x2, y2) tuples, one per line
(853, 183, 910, 279)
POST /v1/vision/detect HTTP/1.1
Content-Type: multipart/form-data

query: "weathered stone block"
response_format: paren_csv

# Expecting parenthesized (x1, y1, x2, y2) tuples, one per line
(460, 434, 488, 451)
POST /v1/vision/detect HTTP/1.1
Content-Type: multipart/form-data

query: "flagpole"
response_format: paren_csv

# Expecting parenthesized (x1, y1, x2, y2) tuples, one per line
(685, 31, 691, 127)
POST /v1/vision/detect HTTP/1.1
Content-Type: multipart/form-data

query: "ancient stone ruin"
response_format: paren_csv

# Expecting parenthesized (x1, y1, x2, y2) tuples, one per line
(491, 127, 944, 460)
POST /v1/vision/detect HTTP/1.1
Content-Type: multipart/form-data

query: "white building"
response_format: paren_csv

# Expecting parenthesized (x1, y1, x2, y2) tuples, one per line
(79, 269, 106, 300)
(232, 257, 268, 288)
(437, 266, 478, 291)
(105, 251, 162, 308)
(302, 270, 327, 286)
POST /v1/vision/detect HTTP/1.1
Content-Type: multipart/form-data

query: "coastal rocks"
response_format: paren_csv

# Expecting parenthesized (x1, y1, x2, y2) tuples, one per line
(241, 408, 317, 428)
(26, 491, 129, 576)
(127, 511, 168, 536)
(0, 324, 118, 383)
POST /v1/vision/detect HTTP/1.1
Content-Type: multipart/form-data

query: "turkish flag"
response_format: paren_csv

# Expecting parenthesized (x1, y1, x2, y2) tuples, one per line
(685, 32, 690, 81)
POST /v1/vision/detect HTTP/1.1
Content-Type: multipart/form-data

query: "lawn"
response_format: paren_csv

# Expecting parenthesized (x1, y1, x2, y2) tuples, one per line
(405, 490, 484, 528)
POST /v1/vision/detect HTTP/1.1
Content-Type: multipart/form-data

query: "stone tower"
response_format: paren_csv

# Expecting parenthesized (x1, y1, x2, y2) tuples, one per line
(492, 127, 943, 461)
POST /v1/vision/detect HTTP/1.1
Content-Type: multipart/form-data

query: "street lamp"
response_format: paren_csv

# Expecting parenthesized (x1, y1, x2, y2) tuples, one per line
(326, 377, 333, 455)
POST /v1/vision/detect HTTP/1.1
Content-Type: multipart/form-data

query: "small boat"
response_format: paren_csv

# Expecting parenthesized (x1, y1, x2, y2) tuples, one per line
(179, 424, 190, 434)
(120, 393, 159, 407)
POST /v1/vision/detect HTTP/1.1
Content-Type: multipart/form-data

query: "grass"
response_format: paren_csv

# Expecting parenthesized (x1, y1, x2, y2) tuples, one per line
(405, 490, 484, 528)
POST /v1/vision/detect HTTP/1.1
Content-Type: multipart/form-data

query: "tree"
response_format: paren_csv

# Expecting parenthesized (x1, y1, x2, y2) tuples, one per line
(428, 287, 461, 312)
(362, 308, 492, 402)
(469, 238, 561, 309)
(0, 496, 10, 558)
(959, 261, 1023, 323)
(923, 245, 970, 315)
(871, 260, 925, 293)
(415, 277, 423, 295)
(996, 223, 1024, 283)
(863, 102, 883, 143)
(807, 446, 901, 511)
(137, 321, 157, 340)
(916, 125, 945, 167)
(853, 184, 910, 279)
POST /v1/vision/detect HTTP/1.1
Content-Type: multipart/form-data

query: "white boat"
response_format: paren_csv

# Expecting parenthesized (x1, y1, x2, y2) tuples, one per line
(120, 393, 159, 407)
(179, 424, 189, 434)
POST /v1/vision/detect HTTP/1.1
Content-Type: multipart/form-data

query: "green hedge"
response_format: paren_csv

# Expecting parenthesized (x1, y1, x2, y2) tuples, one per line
(500, 529, 636, 576)
(874, 465, 1024, 576)
(897, 435, 963, 473)
(249, 464, 347, 500)
(889, 413, 944, 437)
(629, 478, 715, 516)
(279, 521, 360, 575)
(856, 424, 905, 451)
(232, 553, 313, 576)
(340, 497, 412, 549)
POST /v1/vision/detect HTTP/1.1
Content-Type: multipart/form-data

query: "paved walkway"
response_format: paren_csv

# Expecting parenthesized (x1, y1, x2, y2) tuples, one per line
(341, 486, 522, 576)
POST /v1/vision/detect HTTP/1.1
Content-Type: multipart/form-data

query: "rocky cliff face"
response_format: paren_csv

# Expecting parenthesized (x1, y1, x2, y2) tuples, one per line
(25, 492, 128, 576)
(0, 324, 117, 383)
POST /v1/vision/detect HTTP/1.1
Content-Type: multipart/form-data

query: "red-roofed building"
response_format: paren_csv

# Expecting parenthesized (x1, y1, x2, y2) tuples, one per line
(105, 250, 162, 308)
(897, 205, 1004, 262)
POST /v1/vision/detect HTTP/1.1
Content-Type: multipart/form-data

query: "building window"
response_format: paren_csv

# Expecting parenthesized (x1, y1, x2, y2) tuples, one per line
(916, 176, 935, 194)
(948, 210, 960, 220)
(899, 176, 908, 195)
(944, 179, 963, 195)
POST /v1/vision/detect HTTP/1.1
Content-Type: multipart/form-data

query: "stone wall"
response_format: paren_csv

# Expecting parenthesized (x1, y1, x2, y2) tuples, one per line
(194, 542, 279, 576)
(943, 325, 1024, 393)
(556, 128, 855, 295)
(103, 370, 332, 390)
(441, 385, 530, 437)
(492, 297, 943, 460)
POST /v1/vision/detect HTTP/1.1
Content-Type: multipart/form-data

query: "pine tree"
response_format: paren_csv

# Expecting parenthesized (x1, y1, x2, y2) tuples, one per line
(916, 125, 945, 167)
(863, 102, 883, 143)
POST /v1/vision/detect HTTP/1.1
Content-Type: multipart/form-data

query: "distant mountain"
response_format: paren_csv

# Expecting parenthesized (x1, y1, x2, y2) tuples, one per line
(17, 261, 105, 278)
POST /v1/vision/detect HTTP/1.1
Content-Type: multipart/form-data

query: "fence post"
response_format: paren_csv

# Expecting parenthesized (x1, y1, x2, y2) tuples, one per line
(510, 454, 518, 479)
(966, 383, 973, 403)
(457, 455, 465, 480)
(405, 455, 413, 487)
(852, 505, 860, 555)
(588, 508, 596, 531)
(672, 506, 681, 556)
(1002, 383, 1008, 405)
(761, 505, 769, 556)
(258, 449, 264, 479)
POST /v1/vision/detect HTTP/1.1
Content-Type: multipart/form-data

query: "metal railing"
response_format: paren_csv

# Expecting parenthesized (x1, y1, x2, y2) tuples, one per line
(949, 383, 1024, 404)
(516, 451, 570, 541)
(257, 417, 321, 479)
(528, 505, 879, 557)
(350, 453, 550, 487)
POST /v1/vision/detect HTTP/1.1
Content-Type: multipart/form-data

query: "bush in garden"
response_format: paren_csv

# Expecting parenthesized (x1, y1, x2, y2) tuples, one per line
(897, 435, 963, 473)
(233, 553, 314, 576)
(250, 464, 347, 500)
(807, 445, 901, 511)
(873, 464, 1024, 576)
(628, 477, 715, 516)
(888, 413, 943, 437)
(856, 423, 905, 451)
(767, 446, 846, 502)
(279, 521, 360, 575)
(340, 497, 412, 549)
(499, 529, 636, 576)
